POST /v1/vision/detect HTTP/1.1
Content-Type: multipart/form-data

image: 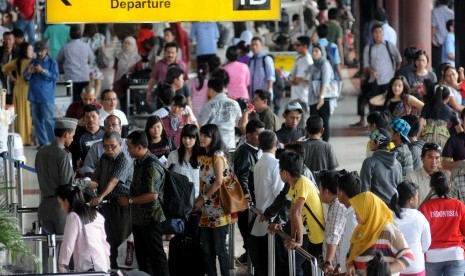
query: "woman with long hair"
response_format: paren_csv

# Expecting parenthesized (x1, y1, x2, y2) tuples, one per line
(390, 181, 431, 276)
(1, 42, 33, 145)
(145, 115, 176, 160)
(190, 62, 209, 117)
(167, 124, 200, 196)
(405, 50, 437, 101)
(419, 171, 465, 275)
(441, 65, 464, 112)
(57, 185, 110, 272)
(370, 76, 424, 119)
(193, 124, 235, 276)
(419, 84, 462, 147)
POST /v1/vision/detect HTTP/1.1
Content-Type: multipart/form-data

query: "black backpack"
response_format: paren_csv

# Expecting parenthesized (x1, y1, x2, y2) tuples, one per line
(159, 164, 195, 219)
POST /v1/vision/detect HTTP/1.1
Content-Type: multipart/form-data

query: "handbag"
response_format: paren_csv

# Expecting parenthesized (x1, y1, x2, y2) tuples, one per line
(219, 170, 248, 214)
(311, 79, 340, 99)
(95, 48, 110, 69)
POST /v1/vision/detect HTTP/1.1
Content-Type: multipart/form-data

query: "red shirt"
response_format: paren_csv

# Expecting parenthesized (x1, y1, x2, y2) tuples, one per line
(14, 0, 35, 20)
(65, 101, 102, 120)
(137, 28, 155, 57)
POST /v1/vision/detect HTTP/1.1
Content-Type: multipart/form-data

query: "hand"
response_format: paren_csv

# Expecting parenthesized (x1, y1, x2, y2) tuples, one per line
(194, 197, 204, 211)
(89, 181, 98, 190)
(284, 238, 302, 249)
(345, 266, 355, 276)
(242, 108, 253, 116)
(28, 64, 36, 73)
(316, 97, 324, 110)
(35, 64, 44, 73)
(118, 196, 129, 207)
(259, 214, 269, 223)
(268, 223, 281, 235)
(89, 197, 102, 207)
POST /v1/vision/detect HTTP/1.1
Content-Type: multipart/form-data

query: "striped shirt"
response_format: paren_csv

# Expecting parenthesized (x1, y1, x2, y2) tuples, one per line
(348, 223, 414, 272)
(323, 198, 347, 266)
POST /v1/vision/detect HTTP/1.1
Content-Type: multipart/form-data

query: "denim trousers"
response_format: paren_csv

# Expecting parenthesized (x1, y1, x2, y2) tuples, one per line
(200, 225, 230, 276)
(426, 260, 465, 276)
(30, 102, 55, 146)
(16, 19, 35, 45)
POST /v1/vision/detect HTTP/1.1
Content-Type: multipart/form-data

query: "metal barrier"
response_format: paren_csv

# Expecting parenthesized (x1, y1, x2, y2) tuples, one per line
(249, 205, 324, 276)
(228, 222, 236, 269)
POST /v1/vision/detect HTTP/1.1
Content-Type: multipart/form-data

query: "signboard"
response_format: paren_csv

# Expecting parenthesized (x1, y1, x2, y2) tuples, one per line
(47, 0, 280, 23)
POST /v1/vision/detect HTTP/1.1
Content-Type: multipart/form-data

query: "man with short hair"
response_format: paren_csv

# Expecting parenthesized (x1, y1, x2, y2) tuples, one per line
(69, 104, 105, 169)
(407, 142, 442, 203)
(90, 131, 133, 269)
(360, 128, 402, 204)
(99, 89, 129, 126)
(119, 130, 168, 276)
(442, 19, 455, 67)
(24, 41, 59, 148)
(35, 117, 93, 234)
(390, 118, 414, 176)
(275, 101, 307, 145)
(189, 22, 219, 68)
(402, 114, 425, 170)
(13, 0, 35, 45)
(325, 8, 344, 66)
(66, 86, 102, 126)
(431, 0, 454, 74)
(248, 37, 275, 99)
(0, 31, 18, 103)
(57, 24, 95, 102)
(252, 89, 277, 131)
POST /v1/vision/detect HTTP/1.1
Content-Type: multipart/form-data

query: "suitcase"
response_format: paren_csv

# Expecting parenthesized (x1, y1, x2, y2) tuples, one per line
(168, 234, 205, 276)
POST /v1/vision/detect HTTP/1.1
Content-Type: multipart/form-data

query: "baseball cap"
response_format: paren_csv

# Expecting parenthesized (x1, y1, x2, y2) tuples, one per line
(369, 128, 391, 147)
(34, 41, 47, 53)
(285, 101, 303, 113)
(390, 118, 411, 143)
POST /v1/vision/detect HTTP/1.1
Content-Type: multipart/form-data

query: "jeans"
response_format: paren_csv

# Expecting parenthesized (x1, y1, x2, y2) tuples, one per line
(30, 102, 55, 146)
(133, 219, 169, 276)
(200, 225, 230, 276)
(15, 19, 35, 45)
(426, 260, 465, 276)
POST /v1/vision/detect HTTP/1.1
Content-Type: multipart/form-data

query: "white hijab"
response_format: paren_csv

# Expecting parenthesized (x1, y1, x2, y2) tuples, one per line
(115, 36, 141, 81)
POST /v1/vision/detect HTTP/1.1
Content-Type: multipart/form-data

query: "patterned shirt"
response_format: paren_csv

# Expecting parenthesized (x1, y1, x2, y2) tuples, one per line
(198, 151, 236, 228)
(93, 151, 133, 199)
(323, 198, 347, 266)
(130, 151, 165, 225)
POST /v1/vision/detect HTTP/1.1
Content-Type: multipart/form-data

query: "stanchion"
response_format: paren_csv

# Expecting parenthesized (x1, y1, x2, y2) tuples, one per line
(267, 233, 275, 276)
(288, 249, 296, 276)
(7, 136, 15, 204)
(47, 234, 57, 273)
(229, 222, 236, 269)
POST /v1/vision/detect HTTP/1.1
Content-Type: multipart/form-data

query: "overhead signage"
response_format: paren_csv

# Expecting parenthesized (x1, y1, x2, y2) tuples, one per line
(47, 0, 280, 23)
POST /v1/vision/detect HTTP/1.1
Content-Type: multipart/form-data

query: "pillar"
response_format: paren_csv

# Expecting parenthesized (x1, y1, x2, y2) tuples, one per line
(385, 0, 399, 42)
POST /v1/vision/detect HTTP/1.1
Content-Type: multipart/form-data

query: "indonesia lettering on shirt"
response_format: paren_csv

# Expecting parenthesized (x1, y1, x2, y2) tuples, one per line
(430, 210, 459, 218)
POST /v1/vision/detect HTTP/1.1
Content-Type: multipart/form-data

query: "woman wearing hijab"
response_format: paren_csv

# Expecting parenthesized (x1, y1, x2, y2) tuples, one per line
(113, 36, 141, 112)
(346, 191, 414, 275)
(308, 43, 336, 142)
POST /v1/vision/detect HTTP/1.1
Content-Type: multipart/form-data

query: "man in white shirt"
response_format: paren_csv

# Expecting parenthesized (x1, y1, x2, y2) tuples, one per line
(249, 130, 284, 275)
(98, 89, 128, 126)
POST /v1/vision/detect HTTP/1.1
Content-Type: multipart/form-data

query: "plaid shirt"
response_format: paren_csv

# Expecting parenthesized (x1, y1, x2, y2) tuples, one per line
(94, 151, 133, 198)
(323, 198, 347, 266)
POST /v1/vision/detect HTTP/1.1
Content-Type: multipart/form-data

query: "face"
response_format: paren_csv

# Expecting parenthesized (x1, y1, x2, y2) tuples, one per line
(199, 133, 212, 149)
(126, 139, 139, 158)
(81, 93, 96, 105)
(26, 45, 33, 59)
(84, 111, 99, 129)
(253, 95, 267, 111)
(123, 39, 133, 52)
(372, 27, 383, 43)
(165, 46, 178, 63)
(15, 37, 23, 45)
(311, 47, 322, 60)
(149, 122, 163, 139)
(102, 92, 118, 110)
(104, 117, 122, 133)
(3, 34, 13, 48)
(170, 104, 185, 117)
(444, 68, 458, 84)
(57, 197, 70, 214)
(172, 75, 184, 90)
(103, 138, 121, 158)
(422, 150, 441, 174)
(391, 79, 404, 96)
(251, 39, 262, 55)
(182, 135, 196, 149)
(279, 169, 290, 184)
(294, 41, 306, 55)
(64, 129, 76, 148)
(337, 189, 350, 208)
(283, 111, 302, 129)
(246, 127, 264, 147)
(164, 30, 175, 43)
(37, 49, 48, 60)
(415, 54, 428, 69)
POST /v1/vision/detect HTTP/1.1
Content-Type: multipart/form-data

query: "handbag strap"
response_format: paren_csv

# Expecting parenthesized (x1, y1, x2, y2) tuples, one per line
(303, 203, 325, 231)
(80, 217, 96, 271)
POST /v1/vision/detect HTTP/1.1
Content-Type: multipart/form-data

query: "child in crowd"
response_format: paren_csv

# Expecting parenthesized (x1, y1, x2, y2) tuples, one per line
(161, 94, 193, 147)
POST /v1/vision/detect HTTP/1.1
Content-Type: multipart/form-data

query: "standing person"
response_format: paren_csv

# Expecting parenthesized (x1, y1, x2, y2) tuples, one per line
(57, 185, 111, 273)
(42, 24, 70, 59)
(81, 24, 106, 95)
(419, 171, 465, 275)
(57, 24, 95, 102)
(90, 131, 133, 269)
(389, 181, 431, 276)
(190, 62, 209, 117)
(170, 23, 191, 66)
(145, 115, 176, 162)
(1, 42, 32, 145)
(251, 89, 277, 131)
(431, 0, 454, 75)
(288, 36, 313, 129)
(189, 22, 219, 69)
(275, 101, 307, 145)
(402, 114, 426, 171)
(193, 124, 235, 276)
(98, 89, 129, 127)
(65, 86, 102, 127)
(404, 50, 437, 102)
(12, 0, 35, 45)
(223, 45, 250, 100)
(160, 94, 193, 147)
(248, 37, 275, 100)
(442, 19, 455, 67)
(24, 42, 59, 148)
(35, 118, 93, 234)
(0, 31, 19, 103)
(390, 118, 414, 177)
(119, 131, 169, 276)
(325, 8, 344, 66)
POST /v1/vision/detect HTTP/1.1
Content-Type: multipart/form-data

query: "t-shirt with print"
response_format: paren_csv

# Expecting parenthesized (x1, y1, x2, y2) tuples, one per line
(288, 175, 325, 244)
(148, 138, 176, 159)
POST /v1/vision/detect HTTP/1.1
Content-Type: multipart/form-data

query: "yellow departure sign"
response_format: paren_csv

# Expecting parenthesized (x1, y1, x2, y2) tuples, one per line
(47, 0, 280, 23)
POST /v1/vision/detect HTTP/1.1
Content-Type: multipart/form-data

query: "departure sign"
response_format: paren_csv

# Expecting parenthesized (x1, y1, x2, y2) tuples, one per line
(47, 0, 280, 23)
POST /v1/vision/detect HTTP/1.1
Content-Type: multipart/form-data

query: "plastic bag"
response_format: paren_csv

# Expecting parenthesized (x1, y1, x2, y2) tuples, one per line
(116, 233, 138, 269)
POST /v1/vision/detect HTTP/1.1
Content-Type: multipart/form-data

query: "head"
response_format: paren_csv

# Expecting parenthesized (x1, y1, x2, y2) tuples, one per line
(12, 28, 24, 45)
(2, 32, 13, 50)
(369, 128, 392, 151)
(100, 89, 118, 111)
(386, 76, 410, 101)
(258, 130, 278, 152)
(170, 95, 187, 117)
(163, 28, 176, 43)
(279, 151, 303, 183)
(102, 131, 122, 158)
(253, 89, 271, 111)
(366, 111, 389, 133)
(83, 104, 100, 131)
(365, 251, 391, 276)
(374, 7, 387, 23)
(145, 115, 167, 141)
(34, 41, 48, 60)
(283, 102, 303, 129)
(55, 185, 96, 224)
(199, 124, 226, 155)
(69, 24, 82, 39)
(443, 66, 459, 86)
(295, 36, 310, 55)
(318, 170, 341, 204)
(316, 24, 329, 39)
(83, 24, 98, 38)
(389, 118, 411, 145)
(226, 45, 240, 62)
(104, 115, 122, 134)
(337, 171, 362, 208)
(54, 118, 78, 147)
(446, 19, 454, 33)
(371, 24, 384, 44)
(164, 42, 179, 64)
(284, 143, 305, 159)
(328, 8, 338, 20)
(208, 69, 229, 98)
(421, 142, 441, 174)
(18, 42, 32, 60)
(403, 46, 418, 63)
(250, 37, 263, 56)
(166, 64, 185, 89)
(245, 120, 265, 147)
(389, 181, 419, 219)
(306, 115, 324, 136)
(157, 82, 175, 107)
(178, 124, 200, 168)
(311, 43, 325, 60)
(122, 36, 137, 53)
(80, 86, 96, 105)
(126, 130, 149, 159)
(401, 114, 420, 139)
(414, 50, 429, 70)
(208, 55, 222, 72)
(430, 171, 450, 198)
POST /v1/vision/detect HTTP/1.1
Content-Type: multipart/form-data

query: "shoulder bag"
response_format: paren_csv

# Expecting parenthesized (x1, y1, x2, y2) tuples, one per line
(217, 163, 248, 214)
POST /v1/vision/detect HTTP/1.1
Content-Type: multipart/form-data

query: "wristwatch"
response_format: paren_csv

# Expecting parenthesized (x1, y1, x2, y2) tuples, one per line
(320, 95, 325, 99)
(128, 198, 134, 205)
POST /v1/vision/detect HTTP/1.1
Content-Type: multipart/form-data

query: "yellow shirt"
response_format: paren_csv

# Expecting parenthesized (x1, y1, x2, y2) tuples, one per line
(288, 176, 325, 244)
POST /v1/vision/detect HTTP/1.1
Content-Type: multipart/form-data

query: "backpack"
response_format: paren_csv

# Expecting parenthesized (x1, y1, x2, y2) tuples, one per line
(159, 164, 195, 219)
(250, 55, 285, 96)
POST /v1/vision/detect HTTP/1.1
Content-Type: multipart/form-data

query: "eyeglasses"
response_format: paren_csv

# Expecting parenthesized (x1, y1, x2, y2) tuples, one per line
(103, 144, 118, 151)
(104, 98, 117, 102)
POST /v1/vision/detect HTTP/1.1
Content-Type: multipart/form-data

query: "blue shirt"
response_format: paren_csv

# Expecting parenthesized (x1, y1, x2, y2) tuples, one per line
(315, 38, 341, 65)
(189, 22, 219, 56)
(24, 56, 59, 104)
(442, 32, 455, 67)
(249, 52, 275, 98)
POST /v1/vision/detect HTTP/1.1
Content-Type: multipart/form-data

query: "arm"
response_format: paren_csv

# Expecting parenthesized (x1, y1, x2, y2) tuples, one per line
(1, 59, 16, 79)
(288, 197, 305, 249)
(265, 56, 275, 92)
(418, 117, 426, 138)
(233, 150, 252, 195)
(263, 183, 290, 221)
(369, 93, 386, 106)
(442, 157, 465, 171)
(58, 214, 79, 272)
(359, 160, 372, 192)
(448, 95, 464, 113)
(98, 177, 119, 199)
(420, 214, 432, 253)
(407, 95, 424, 110)
(336, 38, 344, 66)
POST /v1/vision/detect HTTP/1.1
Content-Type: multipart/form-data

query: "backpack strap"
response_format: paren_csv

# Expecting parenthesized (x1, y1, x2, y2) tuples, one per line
(303, 203, 325, 231)
(262, 55, 272, 80)
(369, 41, 395, 68)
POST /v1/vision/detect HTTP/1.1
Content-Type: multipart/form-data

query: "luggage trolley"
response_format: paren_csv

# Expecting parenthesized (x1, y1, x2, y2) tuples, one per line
(126, 76, 154, 128)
